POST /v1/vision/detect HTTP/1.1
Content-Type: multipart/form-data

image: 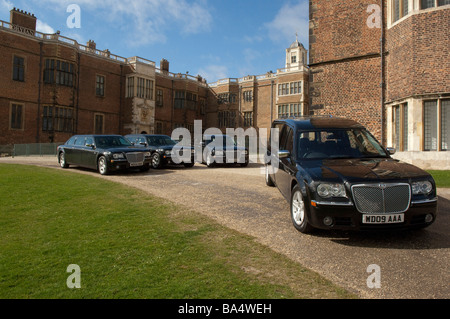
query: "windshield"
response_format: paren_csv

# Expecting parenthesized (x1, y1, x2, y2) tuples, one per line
(95, 136, 132, 148)
(297, 129, 388, 160)
(147, 136, 177, 146)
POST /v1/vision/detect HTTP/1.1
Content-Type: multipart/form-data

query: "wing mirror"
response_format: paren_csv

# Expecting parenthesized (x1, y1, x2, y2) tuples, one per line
(386, 147, 396, 155)
(278, 150, 290, 159)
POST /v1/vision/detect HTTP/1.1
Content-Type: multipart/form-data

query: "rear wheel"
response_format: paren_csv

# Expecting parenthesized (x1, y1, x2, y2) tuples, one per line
(291, 185, 314, 233)
(98, 156, 110, 175)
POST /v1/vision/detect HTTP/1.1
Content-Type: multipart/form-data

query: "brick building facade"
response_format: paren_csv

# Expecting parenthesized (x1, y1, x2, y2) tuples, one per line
(207, 39, 309, 134)
(0, 8, 209, 147)
(0, 8, 308, 149)
(309, 0, 450, 169)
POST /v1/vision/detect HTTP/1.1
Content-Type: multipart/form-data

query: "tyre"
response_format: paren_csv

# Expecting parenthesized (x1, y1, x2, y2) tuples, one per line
(59, 152, 69, 169)
(98, 156, 110, 175)
(290, 185, 314, 233)
(151, 153, 162, 169)
(265, 164, 275, 186)
(206, 152, 215, 168)
(140, 163, 151, 172)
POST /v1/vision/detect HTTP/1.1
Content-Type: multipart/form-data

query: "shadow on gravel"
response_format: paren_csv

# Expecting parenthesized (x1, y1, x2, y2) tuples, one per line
(309, 195, 449, 250)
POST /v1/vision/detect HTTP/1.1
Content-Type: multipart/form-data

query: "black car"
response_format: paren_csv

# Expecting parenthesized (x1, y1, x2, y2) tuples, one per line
(57, 135, 153, 175)
(125, 134, 195, 169)
(265, 117, 438, 233)
(201, 134, 249, 168)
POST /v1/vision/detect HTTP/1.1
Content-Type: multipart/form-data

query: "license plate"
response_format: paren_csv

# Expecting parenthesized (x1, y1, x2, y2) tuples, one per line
(362, 214, 404, 224)
(129, 162, 143, 167)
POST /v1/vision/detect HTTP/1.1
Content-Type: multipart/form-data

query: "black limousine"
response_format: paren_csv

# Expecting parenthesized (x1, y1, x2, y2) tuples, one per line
(125, 134, 195, 169)
(265, 117, 438, 233)
(57, 135, 153, 175)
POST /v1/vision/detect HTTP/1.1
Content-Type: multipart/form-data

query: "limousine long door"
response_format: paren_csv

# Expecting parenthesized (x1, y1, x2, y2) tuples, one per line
(275, 126, 296, 200)
(81, 137, 98, 169)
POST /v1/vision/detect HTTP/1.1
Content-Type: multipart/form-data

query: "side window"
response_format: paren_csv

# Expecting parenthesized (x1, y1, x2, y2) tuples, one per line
(66, 137, 76, 145)
(85, 137, 94, 146)
(279, 125, 290, 150)
(285, 128, 294, 154)
(74, 137, 85, 146)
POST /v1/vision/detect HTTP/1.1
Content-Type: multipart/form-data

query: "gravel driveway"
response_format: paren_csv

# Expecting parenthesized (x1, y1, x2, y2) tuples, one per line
(1, 156, 449, 299)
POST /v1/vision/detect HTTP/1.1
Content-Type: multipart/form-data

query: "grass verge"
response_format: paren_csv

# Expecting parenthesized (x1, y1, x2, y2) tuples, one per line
(0, 164, 355, 299)
(427, 170, 450, 188)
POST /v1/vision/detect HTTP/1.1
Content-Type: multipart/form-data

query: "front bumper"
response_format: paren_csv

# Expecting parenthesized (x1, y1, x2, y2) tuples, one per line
(108, 158, 151, 171)
(307, 198, 438, 231)
(211, 151, 249, 165)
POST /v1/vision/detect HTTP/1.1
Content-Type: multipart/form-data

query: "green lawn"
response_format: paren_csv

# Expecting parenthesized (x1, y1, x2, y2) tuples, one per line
(0, 164, 354, 299)
(428, 170, 450, 188)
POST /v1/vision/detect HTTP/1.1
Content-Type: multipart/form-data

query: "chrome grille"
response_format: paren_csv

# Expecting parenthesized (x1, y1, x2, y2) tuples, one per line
(125, 152, 145, 163)
(352, 183, 411, 214)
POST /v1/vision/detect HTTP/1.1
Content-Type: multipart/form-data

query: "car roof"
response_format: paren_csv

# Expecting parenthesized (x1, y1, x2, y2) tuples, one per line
(274, 116, 364, 130)
(74, 134, 123, 138)
(125, 134, 170, 137)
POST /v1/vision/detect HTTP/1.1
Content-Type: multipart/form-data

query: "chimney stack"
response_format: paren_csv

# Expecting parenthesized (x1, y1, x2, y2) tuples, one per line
(10, 8, 37, 31)
(160, 59, 169, 73)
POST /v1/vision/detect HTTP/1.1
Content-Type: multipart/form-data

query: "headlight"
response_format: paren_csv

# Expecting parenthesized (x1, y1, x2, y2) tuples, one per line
(317, 183, 347, 198)
(112, 153, 124, 159)
(144, 152, 151, 157)
(165, 150, 171, 155)
(411, 181, 433, 195)
(156, 149, 164, 153)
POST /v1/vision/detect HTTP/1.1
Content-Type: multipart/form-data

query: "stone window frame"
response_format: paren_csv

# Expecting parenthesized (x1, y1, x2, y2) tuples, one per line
(423, 99, 450, 151)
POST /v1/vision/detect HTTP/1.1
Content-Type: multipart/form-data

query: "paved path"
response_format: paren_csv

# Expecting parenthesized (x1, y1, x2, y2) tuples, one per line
(1, 156, 449, 299)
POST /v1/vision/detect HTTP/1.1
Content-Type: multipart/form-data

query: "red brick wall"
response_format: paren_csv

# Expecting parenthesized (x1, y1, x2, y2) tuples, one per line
(386, 8, 450, 102)
(309, 0, 384, 140)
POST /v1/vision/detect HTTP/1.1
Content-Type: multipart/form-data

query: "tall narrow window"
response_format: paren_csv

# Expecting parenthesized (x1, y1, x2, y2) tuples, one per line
(244, 112, 253, 127)
(156, 89, 163, 107)
(94, 114, 104, 134)
(13, 56, 25, 81)
(424, 101, 438, 151)
(96, 75, 105, 97)
(10, 103, 23, 129)
(126, 77, 134, 98)
(393, 103, 408, 151)
(438, 0, 450, 6)
(442, 100, 450, 151)
(174, 91, 185, 109)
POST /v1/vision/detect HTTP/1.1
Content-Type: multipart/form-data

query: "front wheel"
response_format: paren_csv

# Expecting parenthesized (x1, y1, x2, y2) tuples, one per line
(59, 152, 69, 169)
(265, 165, 275, 186)
(151, 153, 163, 169)
(98, 156, 110, 175)
(206, 153, 215, 168)
(290, 185, 314, 234)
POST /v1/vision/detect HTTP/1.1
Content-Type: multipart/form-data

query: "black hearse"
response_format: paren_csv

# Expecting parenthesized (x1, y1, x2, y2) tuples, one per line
(265, 117, 438, 233)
